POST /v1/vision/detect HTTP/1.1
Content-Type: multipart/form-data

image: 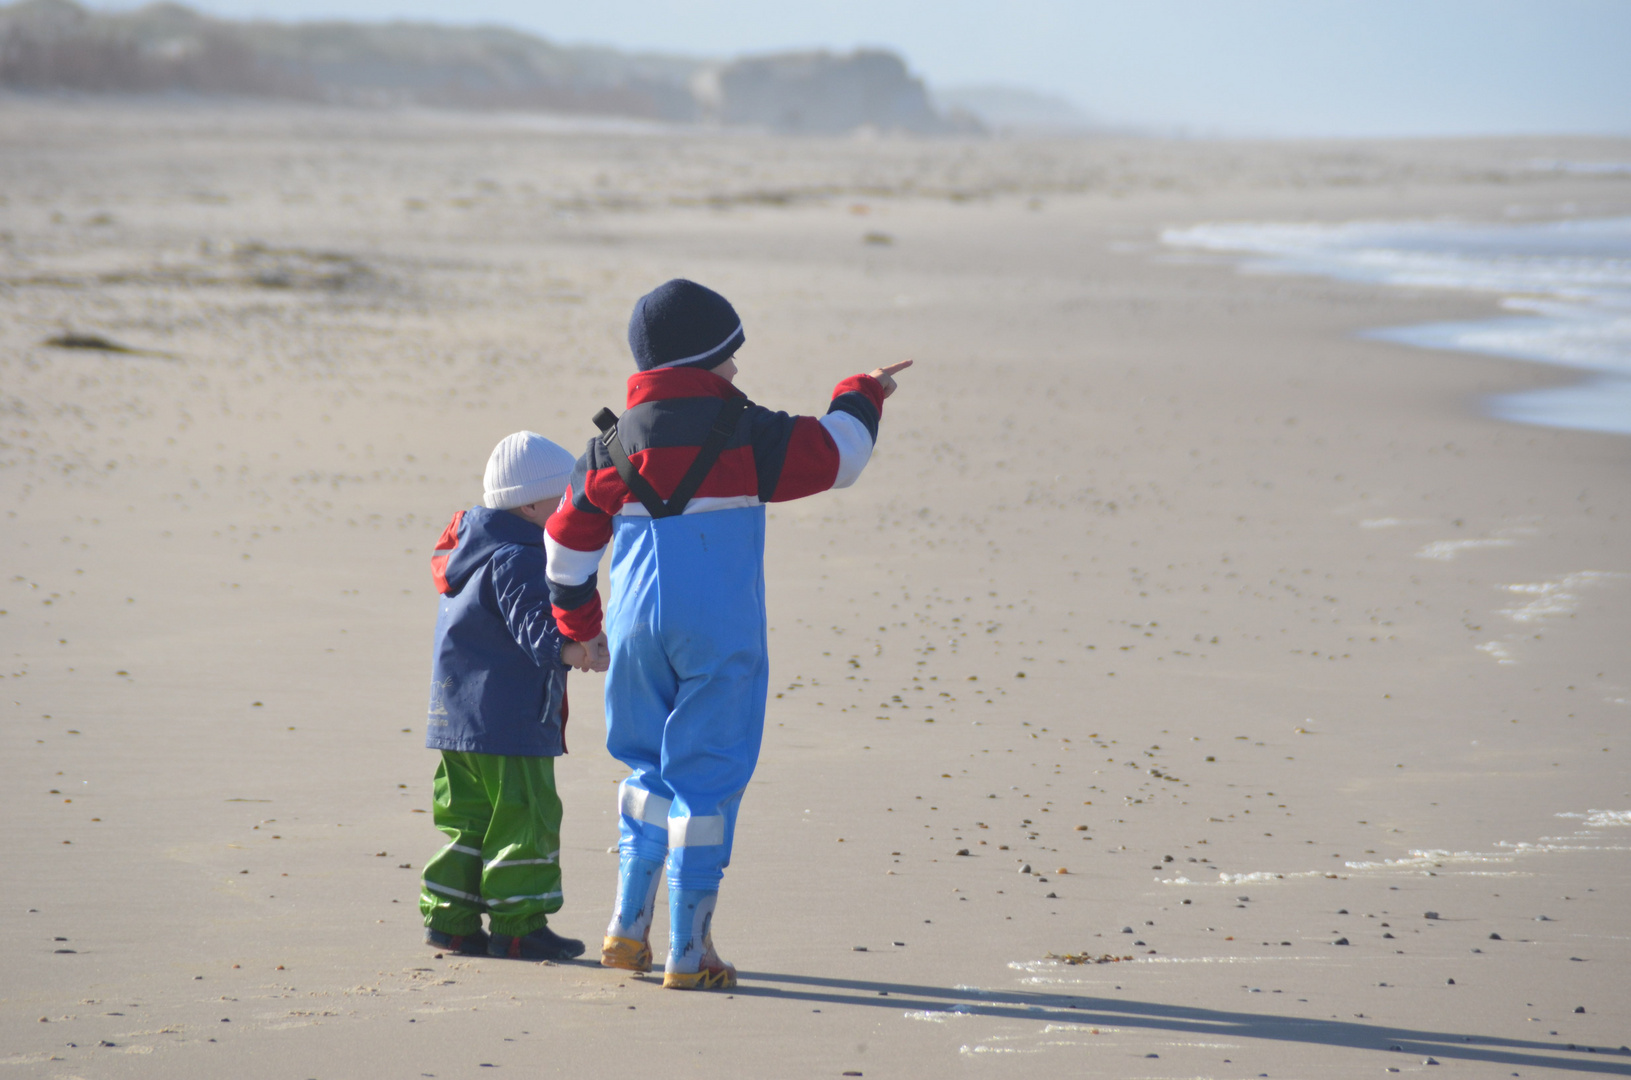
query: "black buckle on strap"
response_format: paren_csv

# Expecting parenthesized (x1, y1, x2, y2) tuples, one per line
(593, 395, 749, 519)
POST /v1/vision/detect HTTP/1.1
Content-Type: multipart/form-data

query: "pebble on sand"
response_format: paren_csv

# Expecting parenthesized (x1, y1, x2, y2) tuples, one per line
(45, 332, 134, 353)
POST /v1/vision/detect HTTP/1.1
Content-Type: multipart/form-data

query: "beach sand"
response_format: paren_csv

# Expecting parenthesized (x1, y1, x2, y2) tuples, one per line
(2, 101, 1628, 1077)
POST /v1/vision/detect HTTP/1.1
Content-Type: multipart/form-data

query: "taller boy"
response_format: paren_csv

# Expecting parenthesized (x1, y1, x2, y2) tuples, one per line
(545, 279, 909, 989)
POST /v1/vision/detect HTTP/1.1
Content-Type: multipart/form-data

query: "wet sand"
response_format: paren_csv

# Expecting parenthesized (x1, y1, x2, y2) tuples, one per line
(2, 101, 1629, 1077)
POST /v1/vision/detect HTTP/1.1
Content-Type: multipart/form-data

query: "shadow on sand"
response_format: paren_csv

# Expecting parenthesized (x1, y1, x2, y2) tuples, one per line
(730, 970, 1631, 1074)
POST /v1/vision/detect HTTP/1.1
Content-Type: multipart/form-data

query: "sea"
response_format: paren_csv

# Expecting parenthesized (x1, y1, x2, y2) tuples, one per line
(1160, 210, 1631, 436)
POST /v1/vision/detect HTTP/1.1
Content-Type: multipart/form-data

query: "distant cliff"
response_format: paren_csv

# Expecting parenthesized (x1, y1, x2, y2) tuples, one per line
(695, 50, 976, 135)
(0, 0, 977, 133)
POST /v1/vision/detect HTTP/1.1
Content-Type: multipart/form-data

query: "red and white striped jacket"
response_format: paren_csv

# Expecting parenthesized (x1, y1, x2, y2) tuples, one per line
(544, 366, 886, 641)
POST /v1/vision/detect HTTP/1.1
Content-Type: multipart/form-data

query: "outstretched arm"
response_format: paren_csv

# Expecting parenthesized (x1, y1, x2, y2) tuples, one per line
(779, 359, 914, 496)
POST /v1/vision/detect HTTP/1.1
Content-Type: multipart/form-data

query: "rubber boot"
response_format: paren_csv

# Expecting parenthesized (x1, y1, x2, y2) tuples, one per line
(662, 888, 735, 990)
(487, 923, 585, 961)
(425, 926, 489, 956)
(602, 853, 662, 972)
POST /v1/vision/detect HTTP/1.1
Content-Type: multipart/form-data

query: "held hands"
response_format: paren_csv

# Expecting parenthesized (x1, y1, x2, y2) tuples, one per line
(561, 632, 611, 673)
(867, 359, 913, 399)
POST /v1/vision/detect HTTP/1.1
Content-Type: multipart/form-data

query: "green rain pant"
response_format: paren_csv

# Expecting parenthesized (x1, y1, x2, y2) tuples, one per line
(419, 751, 563, 937)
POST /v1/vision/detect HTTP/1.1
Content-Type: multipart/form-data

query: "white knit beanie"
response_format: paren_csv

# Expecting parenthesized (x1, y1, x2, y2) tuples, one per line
(482, 432, 577, 510)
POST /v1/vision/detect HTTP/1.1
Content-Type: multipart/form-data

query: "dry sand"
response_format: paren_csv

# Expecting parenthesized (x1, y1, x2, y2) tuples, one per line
(2, 101, 1628, 1078)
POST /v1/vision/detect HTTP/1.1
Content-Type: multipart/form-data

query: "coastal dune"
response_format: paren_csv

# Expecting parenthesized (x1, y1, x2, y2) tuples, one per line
(2, 102, 1628, 1077)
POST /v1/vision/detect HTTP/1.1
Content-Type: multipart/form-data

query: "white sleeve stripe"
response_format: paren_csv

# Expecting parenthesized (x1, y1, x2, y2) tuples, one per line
(820, 411, 874, 490)
(616, 494, 762, 518)
(544, 534, 604, 586)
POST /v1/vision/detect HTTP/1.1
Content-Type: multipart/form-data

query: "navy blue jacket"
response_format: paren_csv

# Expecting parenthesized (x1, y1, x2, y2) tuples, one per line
(426, 507, 569, 757)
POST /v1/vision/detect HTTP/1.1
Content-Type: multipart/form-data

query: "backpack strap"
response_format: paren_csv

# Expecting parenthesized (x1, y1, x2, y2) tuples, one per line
(593, 407, 671, 518)
(664, 394, 749, 516)
(592, 394, 751, 520)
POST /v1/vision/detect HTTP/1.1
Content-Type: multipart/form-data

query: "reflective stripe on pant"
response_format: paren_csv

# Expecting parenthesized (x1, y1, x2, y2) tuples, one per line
(605, 506, 769, 891)
(419, 750, 563, 937)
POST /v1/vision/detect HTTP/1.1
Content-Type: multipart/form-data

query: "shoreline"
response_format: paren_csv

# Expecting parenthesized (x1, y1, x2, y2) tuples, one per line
(1161, 213, 1631, 437)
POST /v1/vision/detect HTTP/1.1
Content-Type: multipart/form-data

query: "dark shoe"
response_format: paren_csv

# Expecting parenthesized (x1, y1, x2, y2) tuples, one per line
(426, 926, 489, 955)
(489, 925, 585, 961)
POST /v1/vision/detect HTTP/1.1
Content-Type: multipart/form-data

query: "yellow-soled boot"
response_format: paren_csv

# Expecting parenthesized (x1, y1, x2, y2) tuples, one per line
(662, 888, 735, 990)
(661, 950, 736, 990)
(603, 852, 662, 973)
(601, 934, 653, 972)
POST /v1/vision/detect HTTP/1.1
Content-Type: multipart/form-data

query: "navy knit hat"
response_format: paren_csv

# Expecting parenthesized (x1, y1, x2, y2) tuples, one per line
(627, 279, 745, 372)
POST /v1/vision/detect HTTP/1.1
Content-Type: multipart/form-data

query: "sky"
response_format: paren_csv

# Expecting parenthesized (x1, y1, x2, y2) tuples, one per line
(79, 0, 1631, 137)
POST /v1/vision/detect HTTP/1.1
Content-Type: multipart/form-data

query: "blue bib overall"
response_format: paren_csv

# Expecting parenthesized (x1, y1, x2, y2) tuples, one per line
(604, 505, 769, 891)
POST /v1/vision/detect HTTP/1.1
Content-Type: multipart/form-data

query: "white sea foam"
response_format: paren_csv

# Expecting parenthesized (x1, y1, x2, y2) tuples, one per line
(1557, 808, 1631, 827)
(1499, 570, 1625, 622)
(1415, 538, 1516, 561)
(1161, 216, 1631, 435)
(1342, 848, 1513, 871)
(1018, 956, 1303, 981)
(1152, 810, 1630, 886)
(1217, 870, 1324, 884)
(1474, 571, 1625, 664)
(1158, 869, 1326, 886)
(905, 1007, 972, 1022)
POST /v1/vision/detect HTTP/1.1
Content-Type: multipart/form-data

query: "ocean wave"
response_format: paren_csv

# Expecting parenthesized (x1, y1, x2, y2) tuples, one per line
(1161, 216, 1631, 435)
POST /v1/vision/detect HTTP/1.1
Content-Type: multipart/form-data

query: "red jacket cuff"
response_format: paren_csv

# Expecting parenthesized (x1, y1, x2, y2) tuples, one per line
(553, 593, 603, 643)
(833, 373, 886, 418)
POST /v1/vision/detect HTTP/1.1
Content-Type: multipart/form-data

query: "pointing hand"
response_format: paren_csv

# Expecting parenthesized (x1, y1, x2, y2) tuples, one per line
(868, 359, 913, 399)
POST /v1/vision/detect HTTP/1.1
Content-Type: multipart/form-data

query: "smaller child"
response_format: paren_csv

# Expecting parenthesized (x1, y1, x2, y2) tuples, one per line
(419, 431, 608, 960)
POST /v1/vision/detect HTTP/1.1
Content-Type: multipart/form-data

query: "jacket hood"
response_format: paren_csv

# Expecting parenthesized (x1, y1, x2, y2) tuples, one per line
(431, 506, 544, 596)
